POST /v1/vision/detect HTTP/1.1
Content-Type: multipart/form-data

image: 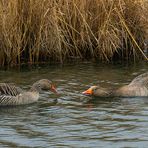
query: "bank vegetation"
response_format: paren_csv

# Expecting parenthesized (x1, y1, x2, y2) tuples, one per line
(0, 0, 147, 66)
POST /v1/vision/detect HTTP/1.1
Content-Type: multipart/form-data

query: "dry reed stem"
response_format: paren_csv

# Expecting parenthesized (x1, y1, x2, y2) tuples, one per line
(0, 0, 147, 66)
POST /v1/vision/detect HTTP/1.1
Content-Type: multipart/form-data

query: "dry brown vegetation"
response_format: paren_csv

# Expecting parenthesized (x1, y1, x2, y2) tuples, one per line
(0, 0, 147, 66)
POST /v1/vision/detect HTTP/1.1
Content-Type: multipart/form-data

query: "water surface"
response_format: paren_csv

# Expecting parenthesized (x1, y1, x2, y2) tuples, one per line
(0, 62, 148, 148)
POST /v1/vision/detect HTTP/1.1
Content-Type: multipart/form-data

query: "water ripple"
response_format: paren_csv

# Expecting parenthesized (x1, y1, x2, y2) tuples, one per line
(0, 62, 148, 148)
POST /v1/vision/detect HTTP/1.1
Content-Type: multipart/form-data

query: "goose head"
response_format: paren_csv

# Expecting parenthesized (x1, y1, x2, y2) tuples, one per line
(82, 85, 111, 97)
(32, 79, 57, 93)
(82, 86, 99, 96)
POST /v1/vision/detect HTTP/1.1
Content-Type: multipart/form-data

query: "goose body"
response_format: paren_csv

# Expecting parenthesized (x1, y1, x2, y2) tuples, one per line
(0, 79, 57, 106)
(82, 72, 148, 97)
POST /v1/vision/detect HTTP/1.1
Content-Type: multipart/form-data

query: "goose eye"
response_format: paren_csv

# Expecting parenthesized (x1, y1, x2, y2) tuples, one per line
(93, 87, 97, 91)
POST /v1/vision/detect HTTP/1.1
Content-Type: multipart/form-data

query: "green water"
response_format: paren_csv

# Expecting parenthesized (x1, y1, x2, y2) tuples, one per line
(0, 62, 148, 148)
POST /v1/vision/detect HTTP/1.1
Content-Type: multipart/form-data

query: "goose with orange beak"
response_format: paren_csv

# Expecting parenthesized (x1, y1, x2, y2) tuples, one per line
(82, 72, 148, 97)
(0, 79, 58, 106)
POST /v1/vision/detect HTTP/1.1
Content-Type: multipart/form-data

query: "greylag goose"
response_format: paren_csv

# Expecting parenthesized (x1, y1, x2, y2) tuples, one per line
(0, 79, 57, 106)
(82, 72, 148, 97)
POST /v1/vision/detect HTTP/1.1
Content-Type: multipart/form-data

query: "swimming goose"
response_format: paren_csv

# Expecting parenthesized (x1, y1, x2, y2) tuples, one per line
(82, 72, 148, 97)
(0, 79, 57, 106)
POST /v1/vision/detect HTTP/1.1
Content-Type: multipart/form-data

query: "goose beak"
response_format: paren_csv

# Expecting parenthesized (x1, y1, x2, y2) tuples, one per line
(50, 84, 58, 93)
(82, 88, 93, 95)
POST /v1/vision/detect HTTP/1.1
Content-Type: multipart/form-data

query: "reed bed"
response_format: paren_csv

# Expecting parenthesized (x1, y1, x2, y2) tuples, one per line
(0, 0, 147, 66)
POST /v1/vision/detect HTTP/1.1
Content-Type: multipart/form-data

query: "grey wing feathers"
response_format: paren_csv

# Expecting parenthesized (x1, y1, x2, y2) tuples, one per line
(0, 95, 20, 106)
(0, 95, 13, 106)
(129, 72, 148, 87)
(0, 83, 23, 96)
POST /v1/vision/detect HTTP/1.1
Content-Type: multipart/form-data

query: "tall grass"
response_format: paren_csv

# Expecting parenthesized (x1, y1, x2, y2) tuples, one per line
(0, 0, 147, 66)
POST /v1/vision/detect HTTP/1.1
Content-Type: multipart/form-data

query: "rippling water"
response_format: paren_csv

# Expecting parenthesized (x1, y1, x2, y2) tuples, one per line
(0, 62, 148, 148)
